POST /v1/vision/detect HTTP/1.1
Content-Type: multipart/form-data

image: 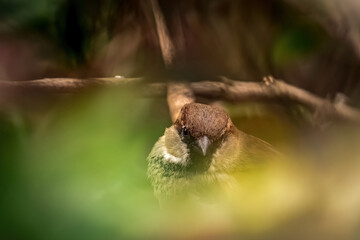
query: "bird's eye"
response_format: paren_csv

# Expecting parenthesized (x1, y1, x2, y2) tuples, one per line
(179, 126, 192, 142)
(182, 127, 189, 136)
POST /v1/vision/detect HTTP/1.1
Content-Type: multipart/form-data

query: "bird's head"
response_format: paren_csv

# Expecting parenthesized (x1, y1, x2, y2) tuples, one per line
(164, 103, 232, 171)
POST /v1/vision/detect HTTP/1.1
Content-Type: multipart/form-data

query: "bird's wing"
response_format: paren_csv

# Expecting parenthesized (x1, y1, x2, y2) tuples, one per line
(223, 130, 282, 173)
(242, 133, 281, 164)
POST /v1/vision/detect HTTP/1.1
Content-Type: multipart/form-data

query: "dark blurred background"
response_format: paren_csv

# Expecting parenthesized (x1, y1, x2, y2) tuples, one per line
(0, 0, 359, 97)
(0, 0, 360, 239)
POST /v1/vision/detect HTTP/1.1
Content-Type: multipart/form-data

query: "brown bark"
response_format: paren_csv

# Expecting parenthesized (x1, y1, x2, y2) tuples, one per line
(167, 83, 195, 122)
(1, 75, 358, 122)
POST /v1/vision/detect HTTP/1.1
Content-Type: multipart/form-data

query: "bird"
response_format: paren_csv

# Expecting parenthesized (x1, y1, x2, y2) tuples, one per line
(147, 102, 280, 206)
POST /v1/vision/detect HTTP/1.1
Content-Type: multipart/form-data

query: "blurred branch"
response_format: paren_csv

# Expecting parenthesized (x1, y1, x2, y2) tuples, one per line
(167, 83, 195, 122)
(150, 0, 175, 67)
(192, 76, 360, 123)
(0, 77, 144, 93)
(0, 76, 359, 122)
(151, 0, 194, 123)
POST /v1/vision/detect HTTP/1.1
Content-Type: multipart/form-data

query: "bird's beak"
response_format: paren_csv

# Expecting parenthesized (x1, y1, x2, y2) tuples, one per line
(196, 136, 210, 156)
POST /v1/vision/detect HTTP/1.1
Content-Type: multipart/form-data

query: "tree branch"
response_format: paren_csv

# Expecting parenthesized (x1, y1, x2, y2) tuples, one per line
(167, 83, 195, 122)
(0, 77, 143, 93)
(150, 0, 175, 67)
(0, 76, 359, 122)
(191, 76, 360, 123)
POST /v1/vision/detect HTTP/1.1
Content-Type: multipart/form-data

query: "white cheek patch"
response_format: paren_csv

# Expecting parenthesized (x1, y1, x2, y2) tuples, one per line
(161, 145, 188, 165)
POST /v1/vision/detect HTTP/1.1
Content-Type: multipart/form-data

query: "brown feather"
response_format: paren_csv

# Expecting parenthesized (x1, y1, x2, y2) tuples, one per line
(175, 103, 230, 142)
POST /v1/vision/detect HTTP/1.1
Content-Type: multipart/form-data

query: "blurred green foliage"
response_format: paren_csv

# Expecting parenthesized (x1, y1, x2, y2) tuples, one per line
(0, 0, 360, 239)
(0, 90, 170, 239)
(0, 90, 358, 239)
(273, 24, 326, 67)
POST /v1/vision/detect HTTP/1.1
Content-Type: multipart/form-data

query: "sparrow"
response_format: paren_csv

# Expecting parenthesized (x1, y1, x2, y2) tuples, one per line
(147, 103, 279, 205)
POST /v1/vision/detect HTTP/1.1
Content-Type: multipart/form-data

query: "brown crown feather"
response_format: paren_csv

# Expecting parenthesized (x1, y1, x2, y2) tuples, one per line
(175, 103, 230, 141)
